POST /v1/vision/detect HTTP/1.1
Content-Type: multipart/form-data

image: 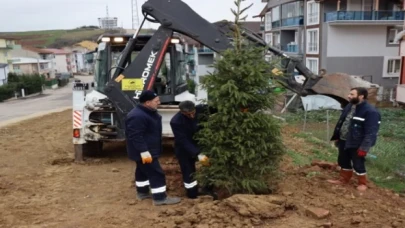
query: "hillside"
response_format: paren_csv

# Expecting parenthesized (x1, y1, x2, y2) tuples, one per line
(0, 27, 129, 48)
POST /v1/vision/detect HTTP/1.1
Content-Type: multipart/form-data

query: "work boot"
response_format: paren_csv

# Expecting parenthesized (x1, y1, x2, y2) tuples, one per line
(153, 196, 181, 206)
(137, 192, 152, 200)
(327, 169, 353, 185)
(356, 175, 367, 191)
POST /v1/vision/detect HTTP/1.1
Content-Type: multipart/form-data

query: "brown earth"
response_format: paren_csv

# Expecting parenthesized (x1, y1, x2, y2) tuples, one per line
(1, 110, 405, 228)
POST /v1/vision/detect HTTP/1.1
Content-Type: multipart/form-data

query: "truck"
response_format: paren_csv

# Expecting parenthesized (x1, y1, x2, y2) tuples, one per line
(72, 0, 379, 162)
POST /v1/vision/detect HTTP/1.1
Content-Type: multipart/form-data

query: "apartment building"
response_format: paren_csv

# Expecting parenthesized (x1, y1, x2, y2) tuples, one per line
(256, 0, 404, 90)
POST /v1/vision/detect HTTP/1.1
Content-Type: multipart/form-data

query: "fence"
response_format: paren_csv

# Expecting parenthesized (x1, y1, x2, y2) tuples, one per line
(282, 107, 405, 187)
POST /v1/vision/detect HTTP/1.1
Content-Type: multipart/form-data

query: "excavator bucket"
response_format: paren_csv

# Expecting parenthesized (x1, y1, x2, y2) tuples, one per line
(310, 72, 380, 107)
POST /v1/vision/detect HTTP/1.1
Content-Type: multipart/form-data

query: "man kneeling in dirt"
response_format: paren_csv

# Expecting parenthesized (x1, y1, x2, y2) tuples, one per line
(170, 100, 217, 199)
(328, 87, 381, 191)
(125, 90, 181, 206)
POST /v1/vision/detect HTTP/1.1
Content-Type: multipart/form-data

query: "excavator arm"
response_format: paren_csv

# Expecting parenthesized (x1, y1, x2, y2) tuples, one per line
(140, 0, 321, 96)
(104, 0, 379, 128)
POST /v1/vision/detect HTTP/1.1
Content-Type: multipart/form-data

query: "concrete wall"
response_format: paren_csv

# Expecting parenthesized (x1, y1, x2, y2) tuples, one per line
(14, 64, 37, 74)
(54, 55, 68, 73)
(10, 48, 40, 59)
(320, 1, 337, 68)
(326, 25, 398, 57)
(197, 54, 214, 65)
(325, 56, 399, 88)
(0, 65, 8, 86)
(347, 0, 362, 11)
(0, 39, 6, 48)
(0, 50, 8, 64)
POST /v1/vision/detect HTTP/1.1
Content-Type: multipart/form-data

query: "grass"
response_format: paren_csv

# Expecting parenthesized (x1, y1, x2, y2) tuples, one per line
(0, 28, 107, 48)
(284, 108, 405, 192)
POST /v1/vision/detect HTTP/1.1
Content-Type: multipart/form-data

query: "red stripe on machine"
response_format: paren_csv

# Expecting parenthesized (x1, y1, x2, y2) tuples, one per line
(73, 110, 82, 128)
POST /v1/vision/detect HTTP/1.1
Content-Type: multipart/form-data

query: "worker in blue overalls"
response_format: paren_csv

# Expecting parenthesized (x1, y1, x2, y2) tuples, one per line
(125, 90, 181, 206)
(170, 100, 212, 199)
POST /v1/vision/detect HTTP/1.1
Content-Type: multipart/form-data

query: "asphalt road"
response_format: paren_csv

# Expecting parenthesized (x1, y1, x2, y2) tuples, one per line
(0, 75, 93, 127)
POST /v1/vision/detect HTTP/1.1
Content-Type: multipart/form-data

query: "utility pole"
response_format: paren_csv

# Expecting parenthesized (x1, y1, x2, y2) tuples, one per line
(131, 0, 140, 29)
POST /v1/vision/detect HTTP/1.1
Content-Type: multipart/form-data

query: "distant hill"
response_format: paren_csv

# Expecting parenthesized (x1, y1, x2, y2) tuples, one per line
(0, 27, 155, 49)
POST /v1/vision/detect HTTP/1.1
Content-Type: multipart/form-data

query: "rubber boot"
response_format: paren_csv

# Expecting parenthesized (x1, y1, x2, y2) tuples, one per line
(356, 175, 367, 191)
(153, 196, 181, 206)
(137, 192, 151, 200)
(327, 169, 353, 185)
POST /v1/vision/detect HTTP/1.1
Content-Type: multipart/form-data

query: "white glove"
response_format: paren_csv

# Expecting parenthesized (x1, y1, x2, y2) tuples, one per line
(140, 151, 152, 164)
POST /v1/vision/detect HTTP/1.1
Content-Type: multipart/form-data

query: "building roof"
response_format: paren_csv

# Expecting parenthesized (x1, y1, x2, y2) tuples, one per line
(10, 57, 50, 64)
(74, 40, 98, 51)
(0, 35, 20, 40)
(40, 48, 71, 55)
(0, 63, 8, 68)
(240, 21, 261, 34)
(23, 46, 53, 54)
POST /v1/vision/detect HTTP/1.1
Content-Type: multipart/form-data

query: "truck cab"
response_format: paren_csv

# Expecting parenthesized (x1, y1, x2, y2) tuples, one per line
(72, 33, 195, 161)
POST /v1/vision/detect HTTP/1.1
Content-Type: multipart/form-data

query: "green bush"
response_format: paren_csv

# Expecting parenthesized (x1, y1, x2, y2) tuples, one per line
(187, 79, 197, 94)
(194, 0, 286, 195)
(0, 84, 15, 102)
(0, 72, 45, 102)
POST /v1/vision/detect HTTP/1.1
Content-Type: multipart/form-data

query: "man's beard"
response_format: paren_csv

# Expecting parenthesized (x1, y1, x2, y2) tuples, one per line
(350, 97, 360, 104)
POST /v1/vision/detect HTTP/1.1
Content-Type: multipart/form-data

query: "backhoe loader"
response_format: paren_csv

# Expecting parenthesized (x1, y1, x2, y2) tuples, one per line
(72, 0, 379, 161)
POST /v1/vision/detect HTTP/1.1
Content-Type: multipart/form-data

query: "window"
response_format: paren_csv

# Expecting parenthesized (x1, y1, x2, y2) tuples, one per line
(281, 1, 304, 19)
(265, 11, 272, 31)
(383, 56, 401, 77)
(306, 28, 319, 54)
(265, 33, 273, 45)
(387, 27, 399, 45)
(272, 6, 280, 22)
(272, 33, 280, 47)
(307, 0, 319, 25)
(13, 65, 20, 70)
(306, 57, 319, 74)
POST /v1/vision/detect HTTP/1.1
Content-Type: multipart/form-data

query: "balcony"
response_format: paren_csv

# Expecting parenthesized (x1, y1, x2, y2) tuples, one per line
(198, 46, 214, 54)
(325, 11, 405, 25)
(260, 23, 265, 31)
(281, 43, 299, 53)
(271, 16, 304, 29)
(272, 21, 281, 28)
(281, 16, 304, 27)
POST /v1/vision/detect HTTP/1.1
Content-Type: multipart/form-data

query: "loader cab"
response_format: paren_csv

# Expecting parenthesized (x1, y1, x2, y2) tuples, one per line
(94, 33, 188, 103)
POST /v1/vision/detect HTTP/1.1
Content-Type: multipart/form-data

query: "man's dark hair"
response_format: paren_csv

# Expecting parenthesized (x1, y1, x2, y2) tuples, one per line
(351, 87, 368, 99)
(179, 100, 195, 112)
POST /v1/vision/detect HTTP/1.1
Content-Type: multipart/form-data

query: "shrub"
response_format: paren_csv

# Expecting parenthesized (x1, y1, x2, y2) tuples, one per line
(194, 0, 286, 195)
(0, 72, 45, 102)
(0, 84, 15, 102)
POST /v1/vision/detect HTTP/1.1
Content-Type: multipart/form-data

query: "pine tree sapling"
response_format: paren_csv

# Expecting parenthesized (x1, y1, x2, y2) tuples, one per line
(195, 0, 286, 195)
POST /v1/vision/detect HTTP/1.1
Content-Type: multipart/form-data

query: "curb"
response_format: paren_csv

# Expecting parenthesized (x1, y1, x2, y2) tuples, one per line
(0, 106, 72, 128)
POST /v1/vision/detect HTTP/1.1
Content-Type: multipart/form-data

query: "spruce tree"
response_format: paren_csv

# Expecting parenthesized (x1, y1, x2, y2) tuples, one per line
(195, 0, 286, 195)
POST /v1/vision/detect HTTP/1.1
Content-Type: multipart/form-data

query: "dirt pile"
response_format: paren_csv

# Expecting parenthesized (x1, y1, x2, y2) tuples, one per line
(152, 194, 294, 228)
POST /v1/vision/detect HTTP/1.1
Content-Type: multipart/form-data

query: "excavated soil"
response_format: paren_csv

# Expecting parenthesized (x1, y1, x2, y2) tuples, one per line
(1, 110, 405, 228)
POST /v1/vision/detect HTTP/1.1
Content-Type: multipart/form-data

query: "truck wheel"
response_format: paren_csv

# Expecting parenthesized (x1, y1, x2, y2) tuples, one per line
(74, 144, 84, 163)
(83, 141, 104, 157)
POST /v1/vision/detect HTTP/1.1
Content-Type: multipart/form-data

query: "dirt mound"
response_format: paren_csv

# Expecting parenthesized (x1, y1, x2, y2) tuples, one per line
(152, 194, 294, 228)
(151, 162, 405, 228)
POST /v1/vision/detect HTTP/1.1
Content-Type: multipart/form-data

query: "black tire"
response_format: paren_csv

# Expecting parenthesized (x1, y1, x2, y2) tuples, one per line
(83, 141, 104, 157)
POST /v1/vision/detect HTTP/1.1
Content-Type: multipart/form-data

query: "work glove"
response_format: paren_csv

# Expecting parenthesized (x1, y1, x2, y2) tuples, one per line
(198, 154, 209, 166)
(140, 151, 153, 164)
(357, 149, 367, 157)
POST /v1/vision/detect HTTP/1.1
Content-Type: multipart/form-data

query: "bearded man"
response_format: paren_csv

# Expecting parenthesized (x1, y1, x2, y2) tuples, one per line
(327, 87, 381, 191)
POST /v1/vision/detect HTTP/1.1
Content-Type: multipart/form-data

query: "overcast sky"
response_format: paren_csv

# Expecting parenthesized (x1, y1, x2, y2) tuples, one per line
(0, 0, 264, 32)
